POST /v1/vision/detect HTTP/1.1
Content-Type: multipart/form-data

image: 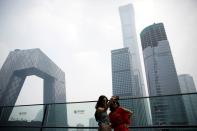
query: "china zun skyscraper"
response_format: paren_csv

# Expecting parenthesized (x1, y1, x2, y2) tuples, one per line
(111, 4, 151, 127)
(119, 4, 146, 97)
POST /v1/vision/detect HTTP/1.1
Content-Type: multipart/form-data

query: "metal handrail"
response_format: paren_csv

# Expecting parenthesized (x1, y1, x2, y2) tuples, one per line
(0, 125, 197, 129)
(0, 92, 196, 108)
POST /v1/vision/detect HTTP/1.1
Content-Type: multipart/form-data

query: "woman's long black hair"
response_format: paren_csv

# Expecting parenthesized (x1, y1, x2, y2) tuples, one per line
(95, 95, 108, 109)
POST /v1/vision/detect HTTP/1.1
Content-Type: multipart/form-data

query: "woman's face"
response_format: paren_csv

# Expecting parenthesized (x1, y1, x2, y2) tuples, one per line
(111, 101, 118, 108)
(109, 100, 118, 112)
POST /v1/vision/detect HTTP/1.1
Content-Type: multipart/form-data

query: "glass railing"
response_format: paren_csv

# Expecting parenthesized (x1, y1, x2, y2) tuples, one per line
(0, 92, 197, 131)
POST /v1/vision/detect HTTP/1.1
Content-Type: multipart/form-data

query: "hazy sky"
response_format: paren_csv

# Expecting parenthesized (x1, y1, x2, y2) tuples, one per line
(0, 0, 197, 105)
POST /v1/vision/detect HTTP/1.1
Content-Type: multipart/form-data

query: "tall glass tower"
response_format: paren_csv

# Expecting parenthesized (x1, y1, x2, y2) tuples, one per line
(119, 4, 145, 97)
(179, 74, 197, 93)
(111, 47, 149, 126)
(178, 74, 197, 125)
(140, 23, 188, 125)
(117, 4, 151, 127)
(0, 49, 68, 130)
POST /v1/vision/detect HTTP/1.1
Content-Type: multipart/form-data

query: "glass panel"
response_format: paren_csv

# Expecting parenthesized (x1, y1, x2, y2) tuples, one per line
(44, 102, 98, 128)
(66, 102, 98, 127)
(149, 94, 197, 126)
(0, 105, 44, 126)
(0, 93, 197, 130)
(43, 94, 197, 128)
(44, 104, 68, 127)
(181, 94, 197, 125)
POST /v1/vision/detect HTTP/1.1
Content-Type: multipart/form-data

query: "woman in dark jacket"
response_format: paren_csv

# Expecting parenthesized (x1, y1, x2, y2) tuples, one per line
(95, 95, 112, 131)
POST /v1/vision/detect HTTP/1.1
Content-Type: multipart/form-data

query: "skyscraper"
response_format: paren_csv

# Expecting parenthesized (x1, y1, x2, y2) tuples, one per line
(111, 48, 135, 98)
(179, 74, 197, 93)
(140, 23, 188, 125)
(111, 48, 149, 126)
(0, 49, 68, 130)
(119, 4, 145, 97)
(0, 49, 67, 106)
(116, 4, 151, 127)
(178, 74, 197, 124)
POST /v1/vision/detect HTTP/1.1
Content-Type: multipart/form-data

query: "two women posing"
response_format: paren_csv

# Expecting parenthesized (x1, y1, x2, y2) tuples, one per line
(95, 95, 133, 131)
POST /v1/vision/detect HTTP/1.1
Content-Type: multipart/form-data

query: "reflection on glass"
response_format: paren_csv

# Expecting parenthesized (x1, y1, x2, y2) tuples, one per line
(9, 105, 43, 122)
(67, 102, 97, 127)
(44, 104, 68, 127)
(0, 105, 44, 126)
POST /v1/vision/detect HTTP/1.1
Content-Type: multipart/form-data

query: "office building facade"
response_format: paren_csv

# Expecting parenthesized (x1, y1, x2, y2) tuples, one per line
(0, 49, 68, 129)
(118, 4, 151, 126)
(140, 23, 188, 125)
(119, 4, 145, 97)
(111, 48, 149, 126)
(179, 74, 197, 124)
(179, 74, 197, 93)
